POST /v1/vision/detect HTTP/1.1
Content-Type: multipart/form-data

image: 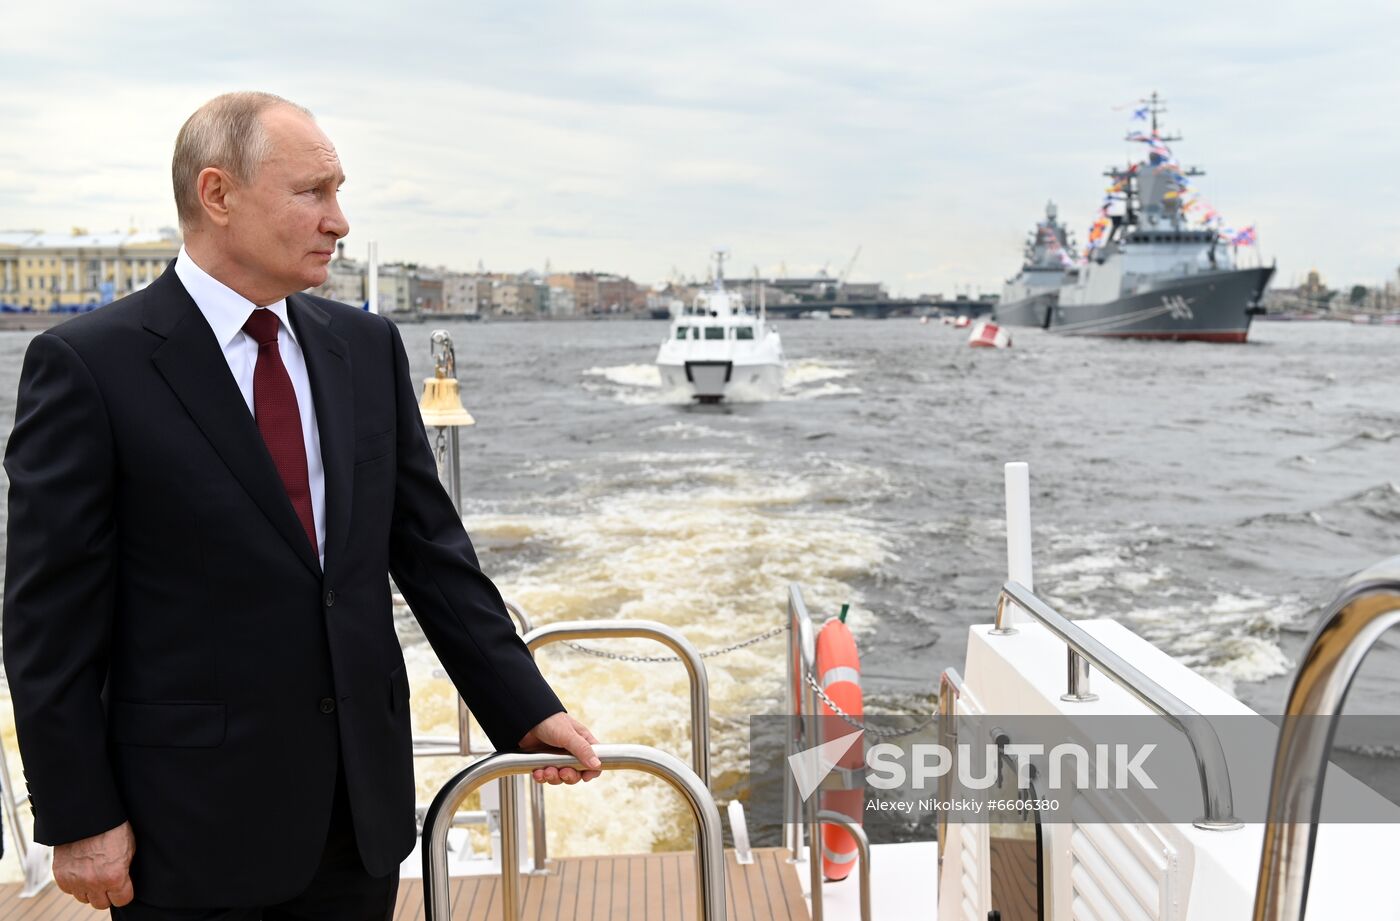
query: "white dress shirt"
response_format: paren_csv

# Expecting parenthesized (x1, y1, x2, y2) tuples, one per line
(174, 246, 327, 567)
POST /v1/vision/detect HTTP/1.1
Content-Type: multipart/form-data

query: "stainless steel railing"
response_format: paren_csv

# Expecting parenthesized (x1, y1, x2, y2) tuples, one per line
(1252, 556, 1400, 921)
(990, 580, 1242, 830)
(817, 810, 871, 921)
(421, 745, 726, 921)
(522, 620, 710, 782)
(409, 597, 534, 759)
(405, 597, 536, 863)
(786, 583, 874, 921)
(784, 584, 818, 863)
(936, 667, 963, 868)
(520, 619, 711, 870)
(0, 730, 52, 896)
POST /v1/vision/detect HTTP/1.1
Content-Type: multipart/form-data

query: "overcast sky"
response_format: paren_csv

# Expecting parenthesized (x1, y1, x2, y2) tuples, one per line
(2, 1, 1396, 295)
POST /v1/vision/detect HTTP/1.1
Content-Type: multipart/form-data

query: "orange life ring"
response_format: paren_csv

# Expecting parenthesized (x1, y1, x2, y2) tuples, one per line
(815, 617, 863, 881)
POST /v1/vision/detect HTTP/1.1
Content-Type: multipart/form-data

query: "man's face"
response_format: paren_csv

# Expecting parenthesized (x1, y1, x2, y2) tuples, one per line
(225, 107, 349, 300)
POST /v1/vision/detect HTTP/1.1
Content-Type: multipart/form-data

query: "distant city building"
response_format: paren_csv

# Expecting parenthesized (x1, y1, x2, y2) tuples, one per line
(377, 264, 413, 314)
(1300, 268, 1328, 301)
(546, 285, 576, 316)
(443, 272, 490, 316)
(838, 282, 886, 301)
(309, 241, 365, 307)
(547, 272, 600, 314)
(409, 269, 444, 313)
(645, 287, 681, 315)
(367, 263, 446, 314)
(0, 227, 181, 311)
(493, 278, 545, 316)
(1264, 267, 1336, 314)
(597, 274, 641, 313)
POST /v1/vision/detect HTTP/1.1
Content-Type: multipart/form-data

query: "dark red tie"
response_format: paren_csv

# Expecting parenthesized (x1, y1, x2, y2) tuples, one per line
(243, 309, 317, 555)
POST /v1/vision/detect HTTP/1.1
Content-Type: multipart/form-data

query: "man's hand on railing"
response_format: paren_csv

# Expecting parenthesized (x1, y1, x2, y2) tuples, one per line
(518, 712, 602, 784)
(54, 819, 136, 909)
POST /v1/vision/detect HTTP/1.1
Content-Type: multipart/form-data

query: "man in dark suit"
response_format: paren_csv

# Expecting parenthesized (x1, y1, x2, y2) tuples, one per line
(2, 91, 600, 918)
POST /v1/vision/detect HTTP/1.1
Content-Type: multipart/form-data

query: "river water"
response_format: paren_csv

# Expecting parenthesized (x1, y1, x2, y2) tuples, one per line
(0, 317, 1396, 868)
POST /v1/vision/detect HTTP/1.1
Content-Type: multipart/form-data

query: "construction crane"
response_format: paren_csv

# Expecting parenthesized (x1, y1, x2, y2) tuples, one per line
(838, 245, 863, 286)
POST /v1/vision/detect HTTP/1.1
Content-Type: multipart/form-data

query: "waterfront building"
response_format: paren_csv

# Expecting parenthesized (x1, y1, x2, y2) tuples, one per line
(597, 274, 641, 313)
(0, 228, 181, 310)
(493, 278, 545, 316)
(308, 241, 366, 307)
(546, 285, 576, 316)
(443, 272, 490, 316)
(376, 264, 413, 314)
(838, 281, 886, 301)
(409, 269, 445, 313)
(547, 272, 600, 314)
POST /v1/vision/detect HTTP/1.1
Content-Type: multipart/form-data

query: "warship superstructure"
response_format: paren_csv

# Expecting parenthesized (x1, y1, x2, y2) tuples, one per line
(993, 201, 1077, 329)
(1004, 94, 1274, 342)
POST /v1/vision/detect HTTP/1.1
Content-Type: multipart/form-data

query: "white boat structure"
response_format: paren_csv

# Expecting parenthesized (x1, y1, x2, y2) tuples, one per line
(656, 252, 784, 403)
(4, 462, 1397, 921)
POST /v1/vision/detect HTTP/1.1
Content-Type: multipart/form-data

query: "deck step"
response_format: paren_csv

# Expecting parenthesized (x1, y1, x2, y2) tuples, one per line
(0, 847, 808, 921)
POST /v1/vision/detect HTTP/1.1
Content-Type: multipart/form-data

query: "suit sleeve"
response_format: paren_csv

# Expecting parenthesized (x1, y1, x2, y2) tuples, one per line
(381, 319, 565, 751)
(2, 332, 127, 845)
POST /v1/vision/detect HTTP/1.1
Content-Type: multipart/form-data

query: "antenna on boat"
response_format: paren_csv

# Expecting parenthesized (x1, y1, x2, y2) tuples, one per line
(713, 249, 728, 291)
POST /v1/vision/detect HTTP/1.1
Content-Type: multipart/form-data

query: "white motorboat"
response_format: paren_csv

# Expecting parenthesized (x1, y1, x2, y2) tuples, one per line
(656, 252, 784, 403)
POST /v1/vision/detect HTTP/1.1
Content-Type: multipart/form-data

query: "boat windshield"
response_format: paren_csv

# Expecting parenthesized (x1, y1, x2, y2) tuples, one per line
(736, 326, 754, 340)
(674, 326, 691, 340)
(703, 327, 725, 340)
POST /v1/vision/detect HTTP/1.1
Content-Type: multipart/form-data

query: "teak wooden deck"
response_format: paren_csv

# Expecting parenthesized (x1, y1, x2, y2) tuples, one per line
(0, 847, 808, 920)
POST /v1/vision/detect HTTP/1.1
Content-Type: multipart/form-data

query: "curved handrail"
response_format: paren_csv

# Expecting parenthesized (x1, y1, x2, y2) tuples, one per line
(522, 620, 710, 784)
(421, 745, 726, 921)
(992, 580, 1241, 830)
(502, 598, 534, 636)
(817, 810, 871, 921)
(522, 620, 712, 873)
(1252, 557, 1400, 921)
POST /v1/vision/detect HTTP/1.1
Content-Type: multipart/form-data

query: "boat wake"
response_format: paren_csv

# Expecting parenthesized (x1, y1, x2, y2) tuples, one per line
(400, 451, 894, 857)
(1239, 482, 1400, 534)
(581, 359, 861, 404)
(1038, 525, 1304, 696)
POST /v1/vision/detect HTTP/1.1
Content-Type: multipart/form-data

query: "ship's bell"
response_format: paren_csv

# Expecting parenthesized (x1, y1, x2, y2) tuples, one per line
(418, 367, 476, 428)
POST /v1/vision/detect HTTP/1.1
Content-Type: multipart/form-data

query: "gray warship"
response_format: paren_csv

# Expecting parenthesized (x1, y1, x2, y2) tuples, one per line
(993, 200, 1077, 329)
(1003, 94, 1274, 342)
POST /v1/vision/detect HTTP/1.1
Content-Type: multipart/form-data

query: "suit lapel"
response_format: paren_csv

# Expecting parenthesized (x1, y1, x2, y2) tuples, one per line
(288, 294, 353, 580)
(144, 270, 322, 578)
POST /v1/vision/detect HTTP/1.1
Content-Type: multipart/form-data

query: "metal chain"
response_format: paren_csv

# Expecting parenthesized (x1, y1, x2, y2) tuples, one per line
(560, 624, 787, 662)
(804, 671, 938, 739)
(559, 622, 935, 739)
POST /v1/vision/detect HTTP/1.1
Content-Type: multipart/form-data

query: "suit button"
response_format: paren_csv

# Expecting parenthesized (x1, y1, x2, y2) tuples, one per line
(319, 698, 336, 714)
(324, 590, 336, 608)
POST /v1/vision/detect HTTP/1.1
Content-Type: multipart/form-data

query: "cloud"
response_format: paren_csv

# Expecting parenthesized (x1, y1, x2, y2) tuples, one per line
(2, 0, 1398, 292)
(660, 159, 768, 186)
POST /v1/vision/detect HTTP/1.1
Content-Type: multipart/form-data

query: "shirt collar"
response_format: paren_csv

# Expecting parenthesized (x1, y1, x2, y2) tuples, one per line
(175, 245, 297, 349)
